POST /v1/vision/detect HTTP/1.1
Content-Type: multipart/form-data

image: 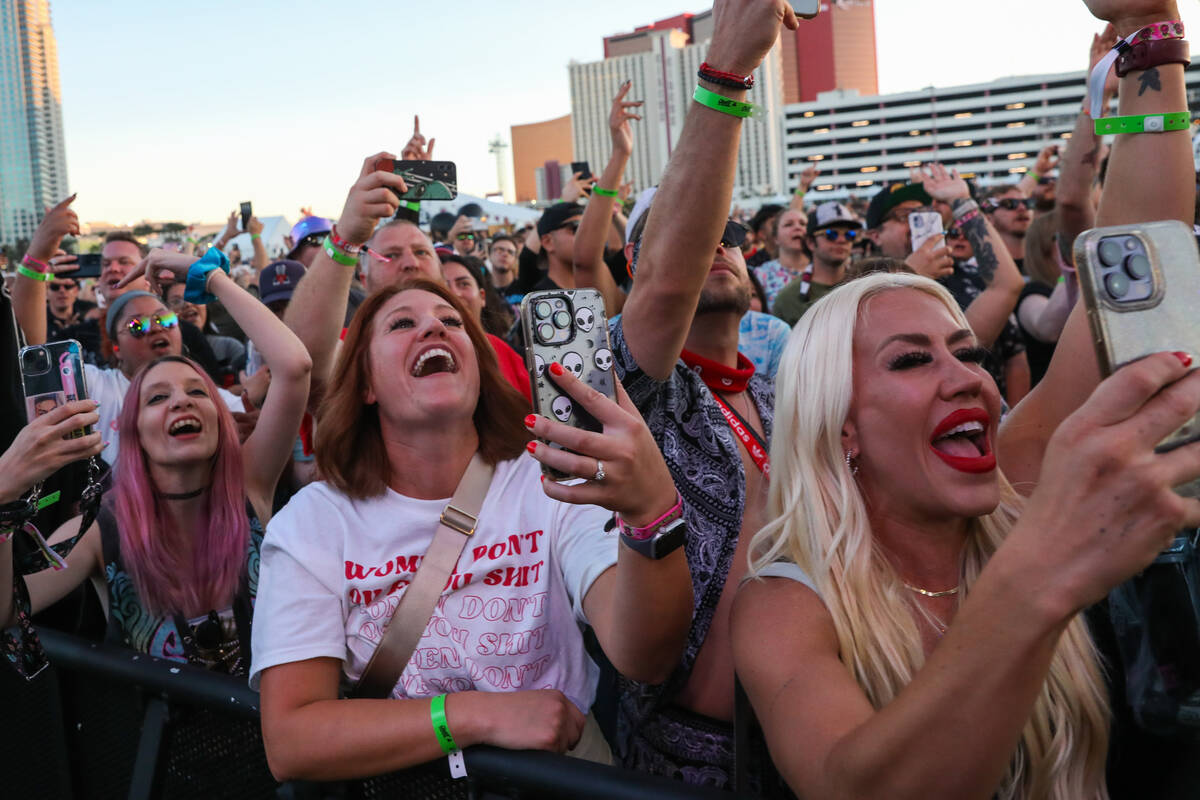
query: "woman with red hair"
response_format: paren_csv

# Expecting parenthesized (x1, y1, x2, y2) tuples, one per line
(0, 248, 311, 674)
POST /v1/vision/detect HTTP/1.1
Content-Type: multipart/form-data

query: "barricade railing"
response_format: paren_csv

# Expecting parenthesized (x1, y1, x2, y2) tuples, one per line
(7, 628, 737, 799)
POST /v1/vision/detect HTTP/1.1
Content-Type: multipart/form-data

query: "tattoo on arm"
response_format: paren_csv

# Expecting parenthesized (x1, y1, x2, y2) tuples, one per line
(1080, 145, 1100, 167)
(961, 215, 998, 285)
(1138, 68, 1162, 96)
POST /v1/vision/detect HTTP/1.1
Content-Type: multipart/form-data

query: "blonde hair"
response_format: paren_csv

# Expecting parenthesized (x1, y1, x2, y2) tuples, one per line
(749, 272, 1109, 800)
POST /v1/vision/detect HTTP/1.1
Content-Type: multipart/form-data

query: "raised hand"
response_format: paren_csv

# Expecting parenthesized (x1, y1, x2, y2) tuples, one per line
(706, 0, 799, 77)
(1081, 0, 1181, 37)
(335, 152, 409, 246)
(0, 399, 103, 504)
(561, 172, 596, 204)
(1089, 24, 1121, 99)
(609, 81, 643, 157)
(905, 234, 954, 279)
(248, 216, 265, 236)
(117, 249, 203, 294)
(221, 210, 239, 241)
(1033, 145, 1061, 178)
(912, 163, 969, 203)
(28, 194, 80, 262)
(1012, 351, 1200, 609)
(527, 362, 678, 526)
(618, 181, 635, 203)
(401, 115, 436, 162)
(799, 164, 819, 193)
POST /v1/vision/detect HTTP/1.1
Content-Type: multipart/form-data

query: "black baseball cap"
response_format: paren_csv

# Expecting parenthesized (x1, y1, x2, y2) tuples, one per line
(866, 182, 933, 229)
(536, 203, 583, 238)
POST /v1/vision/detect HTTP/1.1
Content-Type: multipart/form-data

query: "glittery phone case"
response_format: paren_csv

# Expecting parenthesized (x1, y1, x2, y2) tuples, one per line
(520, 289, 616, 480)
(1076, 220, 1200, 496)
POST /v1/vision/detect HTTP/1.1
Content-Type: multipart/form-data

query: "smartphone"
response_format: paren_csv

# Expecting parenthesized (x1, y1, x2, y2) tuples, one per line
(64, 252, 102, 279)
(791, 0, 821, 19)
(570, 161, 592, 182)
(908, 211, 944, 253)
(521, 289, 616, 480)
(240, 201, 252, 231)
(1076, 220, 1200, 496)
(20, 340, 91, 436)
(378, 159, 458, 201)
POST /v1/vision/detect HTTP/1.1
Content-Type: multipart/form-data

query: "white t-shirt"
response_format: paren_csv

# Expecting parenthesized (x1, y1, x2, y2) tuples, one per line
(84, 364, 243, 467)
(249, 455, 617, 711)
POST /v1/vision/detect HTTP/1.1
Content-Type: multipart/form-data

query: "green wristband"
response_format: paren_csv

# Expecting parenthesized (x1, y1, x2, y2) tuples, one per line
(17, 265, 51, 282)
(1094, 112, 1190, 136)
(591, 186, 618, 198)
(692, 85, 759, 119)
(323, 236, 358, 267)
(430, 693, 459, 754)
(1028, 170, 1041, 183)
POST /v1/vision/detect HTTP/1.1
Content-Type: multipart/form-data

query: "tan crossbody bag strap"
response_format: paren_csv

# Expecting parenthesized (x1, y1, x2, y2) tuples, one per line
(353, 453, 495, 699)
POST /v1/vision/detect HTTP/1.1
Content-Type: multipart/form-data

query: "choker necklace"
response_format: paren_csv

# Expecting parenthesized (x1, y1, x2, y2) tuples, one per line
(903, 581, 960, 598)
(158, 487, 207, 500)
(679, 349, 756, 393)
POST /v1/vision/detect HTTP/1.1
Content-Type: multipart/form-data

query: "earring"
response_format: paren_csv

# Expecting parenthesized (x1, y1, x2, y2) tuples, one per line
(844, 450, 859, 476)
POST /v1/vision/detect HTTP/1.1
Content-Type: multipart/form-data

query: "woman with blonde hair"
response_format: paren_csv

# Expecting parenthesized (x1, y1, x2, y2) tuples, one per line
(731, 272, 1200, 799)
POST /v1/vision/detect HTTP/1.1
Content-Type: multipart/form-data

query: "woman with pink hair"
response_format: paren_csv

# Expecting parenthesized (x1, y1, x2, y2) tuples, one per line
(0, 248, 311, 674)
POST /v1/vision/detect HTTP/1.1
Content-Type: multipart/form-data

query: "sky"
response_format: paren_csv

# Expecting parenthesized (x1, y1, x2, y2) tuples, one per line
(50, 1, 1200, 226)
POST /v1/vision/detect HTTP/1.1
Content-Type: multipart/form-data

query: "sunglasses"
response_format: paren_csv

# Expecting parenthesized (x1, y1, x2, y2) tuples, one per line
(456, 233, 477, 241)
(298, 233, 325, 250)
(125, 311, 178, 338)
(945, 229, 966, 241)
(553, 222, 581, 235)
(720, 220, 749, 249)
(49, 281, 77, 291)
(820, 228, 859, 242)
(989, 197, 1036, 211)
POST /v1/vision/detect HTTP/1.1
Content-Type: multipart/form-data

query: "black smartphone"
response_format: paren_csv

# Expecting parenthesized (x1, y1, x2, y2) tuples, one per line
(20, 340, 91, 436)
(379, 159, 457, 201)
(62, 253, 102, 279)
(240, 201, 252, 231)
(570, 161, 592, 182)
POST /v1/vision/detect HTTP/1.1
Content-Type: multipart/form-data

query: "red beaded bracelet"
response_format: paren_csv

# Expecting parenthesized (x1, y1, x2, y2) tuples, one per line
(698, 62, 754, 90)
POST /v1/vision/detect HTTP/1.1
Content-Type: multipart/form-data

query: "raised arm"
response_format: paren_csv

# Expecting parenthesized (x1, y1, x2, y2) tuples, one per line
(11, 194, 79, 345)
(248, 216, 269, 273)
(284, 153, 406, 391)
(920, 164, 1023, 347)
(572, 82, 641, 316)
(620, 0, 799, 379)
(789, 164, 818, 212)
(1000, 0, 1192, 489)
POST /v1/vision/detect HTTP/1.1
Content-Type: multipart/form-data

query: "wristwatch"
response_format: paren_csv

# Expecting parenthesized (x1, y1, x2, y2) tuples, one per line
(620, 517, 687, 560)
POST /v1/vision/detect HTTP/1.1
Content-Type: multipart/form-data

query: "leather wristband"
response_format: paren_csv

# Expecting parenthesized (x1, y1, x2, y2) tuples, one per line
(1116, 38, 1190, 77)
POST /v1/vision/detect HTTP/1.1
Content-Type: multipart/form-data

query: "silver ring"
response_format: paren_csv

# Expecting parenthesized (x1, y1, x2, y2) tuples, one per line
(593, 460, 606, 482)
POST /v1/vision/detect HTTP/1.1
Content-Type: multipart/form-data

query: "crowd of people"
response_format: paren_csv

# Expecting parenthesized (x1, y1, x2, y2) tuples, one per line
(4, 0, 1200, 796)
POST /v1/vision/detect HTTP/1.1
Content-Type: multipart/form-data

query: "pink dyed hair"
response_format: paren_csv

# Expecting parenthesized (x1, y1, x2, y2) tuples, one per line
(114, 355, 249, 616)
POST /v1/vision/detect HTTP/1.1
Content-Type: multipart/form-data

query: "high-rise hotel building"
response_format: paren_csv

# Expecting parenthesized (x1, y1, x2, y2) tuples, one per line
(0, 0, 68, 245)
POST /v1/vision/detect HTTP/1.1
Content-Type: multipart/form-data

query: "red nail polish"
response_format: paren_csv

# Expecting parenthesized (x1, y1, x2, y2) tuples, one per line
(526, 441, 537, 454)
(549, 362, 564, 376)
(1174, 351, 1193, 368)
(524, 414, 537, 428)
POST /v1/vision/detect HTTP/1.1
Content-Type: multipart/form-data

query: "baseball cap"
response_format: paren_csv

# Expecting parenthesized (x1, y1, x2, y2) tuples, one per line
(287, 216, 333, 258)
(865, 182, 933, 229)
(536, 203, 583, 238)
(806, 201, 863, 234)
(259, 260, 307, 305)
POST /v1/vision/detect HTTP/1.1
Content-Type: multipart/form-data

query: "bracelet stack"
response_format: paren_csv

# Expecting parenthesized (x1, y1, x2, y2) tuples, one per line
(1089, 19, 1190, 134)
(698, 61, 754, 90)
(616, 492, 684, 541)
(17, 253, 52, 282)
(692, 85, 759, 119)
(324, 224, 361, 267)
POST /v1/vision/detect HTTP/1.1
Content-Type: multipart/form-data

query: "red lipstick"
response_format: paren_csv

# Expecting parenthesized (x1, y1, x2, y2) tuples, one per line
(929, 408, 996, 474)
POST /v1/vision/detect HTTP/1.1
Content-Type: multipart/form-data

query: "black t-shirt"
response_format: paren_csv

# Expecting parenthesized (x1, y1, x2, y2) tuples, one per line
(939, 261, 1026, 398)
(1016, 281, 1055, 387)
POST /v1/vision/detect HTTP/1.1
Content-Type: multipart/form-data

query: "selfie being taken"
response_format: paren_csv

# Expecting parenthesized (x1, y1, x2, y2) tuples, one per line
(6, 0, 1200, 798)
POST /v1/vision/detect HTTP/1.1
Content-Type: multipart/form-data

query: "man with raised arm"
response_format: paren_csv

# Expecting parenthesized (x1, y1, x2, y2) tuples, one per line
(600, 0, 797, 788)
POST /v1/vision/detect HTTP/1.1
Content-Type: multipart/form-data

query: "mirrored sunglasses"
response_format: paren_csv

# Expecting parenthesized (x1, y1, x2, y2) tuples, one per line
(821, 228, 859, 242)
(990, 197, 1036, 211)
(125, 311, 179, 338)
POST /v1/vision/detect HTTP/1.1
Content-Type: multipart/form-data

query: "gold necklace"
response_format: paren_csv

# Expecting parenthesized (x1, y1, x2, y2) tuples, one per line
(903, 581, 960, 598)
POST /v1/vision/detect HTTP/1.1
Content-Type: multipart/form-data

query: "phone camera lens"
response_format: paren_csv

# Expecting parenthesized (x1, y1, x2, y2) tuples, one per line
(537, 323, 554, 342)
(552, 311, 571, 329)
(1098, 240, 1123, 267)
(1105, 271, 1131, 299)
(535, 302, 551, 320)
(1125, 254, 1150, 280)
(1124, 238, 1139, 251)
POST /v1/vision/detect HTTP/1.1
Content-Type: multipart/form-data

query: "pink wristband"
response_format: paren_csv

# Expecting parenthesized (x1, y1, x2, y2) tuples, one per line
(1133, 21, 1185, 42)
(21, 253, 50, 272)
(617, 492, 683, 541)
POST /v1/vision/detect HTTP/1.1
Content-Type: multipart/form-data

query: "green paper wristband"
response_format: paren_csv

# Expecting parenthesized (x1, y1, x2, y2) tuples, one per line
(591, 186, 619, 198)
(692, 85, 758, 119)
(17, 265, 51, 282)
(323, 236, 358, 267)
(430, 694, 459, 754)
(1094, 112, 1191, 135)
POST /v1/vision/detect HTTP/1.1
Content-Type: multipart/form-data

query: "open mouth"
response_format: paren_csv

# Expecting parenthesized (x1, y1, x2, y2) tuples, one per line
(168, 416, 203, 438)
(148, 335, 172, 353)
(411, 346, 457, 377)
(929, 409, 995, 473)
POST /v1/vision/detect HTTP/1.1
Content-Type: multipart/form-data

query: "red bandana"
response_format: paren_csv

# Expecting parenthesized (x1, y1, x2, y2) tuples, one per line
(680, 349, 756, 393)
